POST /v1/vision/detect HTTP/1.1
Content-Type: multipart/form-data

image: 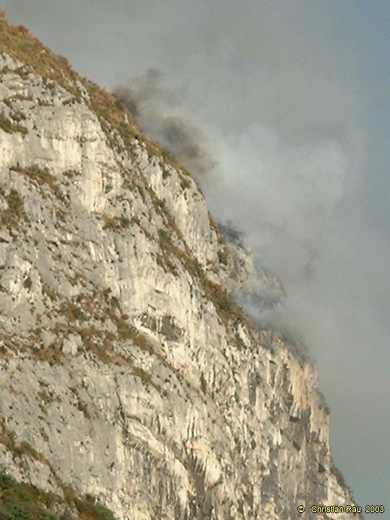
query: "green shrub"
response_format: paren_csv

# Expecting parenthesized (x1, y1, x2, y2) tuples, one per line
(158, 228, 171, 243)
(0, 470, 118, 520)
(6, 190, 24, 214)
(75, 495, 116, 520)
(0, 189, 26, 230)
(0, 470, 57, 519)
(217, 249, 228, 265)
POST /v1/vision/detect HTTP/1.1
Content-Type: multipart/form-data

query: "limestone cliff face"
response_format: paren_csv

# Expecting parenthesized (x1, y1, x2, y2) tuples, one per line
(0, 18, 360, 520)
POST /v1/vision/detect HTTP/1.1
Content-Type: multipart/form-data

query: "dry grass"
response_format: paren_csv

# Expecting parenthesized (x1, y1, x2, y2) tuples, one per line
(0, 111, 27, 134)
(0, 16, 79, 94)
(0, 15, 205, 185)
(102, 215, 131, 231)
(11, 164, 67, 203)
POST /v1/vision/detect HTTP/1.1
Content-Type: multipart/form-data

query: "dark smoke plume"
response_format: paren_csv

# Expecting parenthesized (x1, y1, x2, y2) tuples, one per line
(114, 69, 216, 177)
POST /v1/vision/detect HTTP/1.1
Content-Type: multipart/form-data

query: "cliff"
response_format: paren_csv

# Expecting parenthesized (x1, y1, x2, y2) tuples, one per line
(0, 16, 360, 520)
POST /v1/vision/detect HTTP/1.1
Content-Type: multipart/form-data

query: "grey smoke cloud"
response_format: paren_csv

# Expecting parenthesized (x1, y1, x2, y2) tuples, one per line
(2, 0, 390, 510)
(114, 70, 217, 178)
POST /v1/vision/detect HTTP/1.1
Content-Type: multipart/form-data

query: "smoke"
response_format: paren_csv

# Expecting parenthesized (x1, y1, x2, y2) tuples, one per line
(114, 69, 217, 178)
(111, 41, 388, 507)
(112, 51, 374, 370)
(113, 65, 364, 367)
(108, 6, 390, 510)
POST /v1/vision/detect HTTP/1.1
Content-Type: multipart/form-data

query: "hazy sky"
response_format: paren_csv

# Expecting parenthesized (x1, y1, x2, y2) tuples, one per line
(2, 0, 389, 511)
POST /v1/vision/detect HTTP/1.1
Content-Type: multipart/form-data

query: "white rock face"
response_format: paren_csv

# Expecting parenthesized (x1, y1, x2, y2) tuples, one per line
(0, 48, 360, 520)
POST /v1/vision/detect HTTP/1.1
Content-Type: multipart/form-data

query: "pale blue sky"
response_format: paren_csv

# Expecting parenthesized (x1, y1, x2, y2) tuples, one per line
(2, 0, 389, 512)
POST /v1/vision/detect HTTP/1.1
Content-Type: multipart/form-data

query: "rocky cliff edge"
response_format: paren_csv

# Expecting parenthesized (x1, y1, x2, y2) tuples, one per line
(0, 16, 360, 520)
